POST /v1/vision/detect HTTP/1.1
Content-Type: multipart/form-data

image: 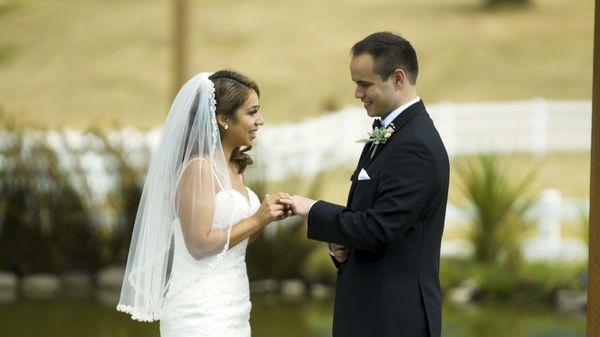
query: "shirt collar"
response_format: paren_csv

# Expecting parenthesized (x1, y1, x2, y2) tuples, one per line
(380, 96, 421, 128)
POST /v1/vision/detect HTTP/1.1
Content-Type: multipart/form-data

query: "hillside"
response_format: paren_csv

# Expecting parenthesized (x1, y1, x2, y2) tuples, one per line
(0, 0, 594, 128)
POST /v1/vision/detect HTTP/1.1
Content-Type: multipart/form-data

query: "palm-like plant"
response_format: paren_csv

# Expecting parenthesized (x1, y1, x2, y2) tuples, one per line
(454, 154, 538, 270)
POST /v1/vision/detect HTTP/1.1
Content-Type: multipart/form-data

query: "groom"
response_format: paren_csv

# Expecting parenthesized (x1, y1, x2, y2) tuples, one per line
(281, 32, 449, 337)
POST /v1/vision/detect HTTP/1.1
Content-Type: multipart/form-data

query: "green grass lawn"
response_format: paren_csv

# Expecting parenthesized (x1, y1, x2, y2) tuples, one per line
(0, 0, 594, 129)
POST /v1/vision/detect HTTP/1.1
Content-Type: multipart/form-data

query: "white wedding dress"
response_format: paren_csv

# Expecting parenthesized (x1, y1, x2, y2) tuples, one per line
(160, 187, 260, 337)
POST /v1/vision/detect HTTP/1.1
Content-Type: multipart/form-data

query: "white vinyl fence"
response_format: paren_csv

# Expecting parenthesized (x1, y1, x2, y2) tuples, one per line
(251, 98, 591, 180)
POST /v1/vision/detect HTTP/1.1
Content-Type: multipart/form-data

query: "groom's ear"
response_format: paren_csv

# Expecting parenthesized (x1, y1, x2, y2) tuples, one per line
(392, 69, 406, 89)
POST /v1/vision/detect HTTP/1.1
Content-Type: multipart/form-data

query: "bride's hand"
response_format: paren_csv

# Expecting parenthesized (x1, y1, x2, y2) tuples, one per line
(252, 192, 290, 227)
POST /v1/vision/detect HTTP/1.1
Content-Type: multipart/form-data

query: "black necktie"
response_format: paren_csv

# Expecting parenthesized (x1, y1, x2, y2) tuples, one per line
(372, 119, 382, 129)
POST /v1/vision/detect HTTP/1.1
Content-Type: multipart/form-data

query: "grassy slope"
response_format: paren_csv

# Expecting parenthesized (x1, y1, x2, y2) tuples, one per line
(0, 0, 594, 128)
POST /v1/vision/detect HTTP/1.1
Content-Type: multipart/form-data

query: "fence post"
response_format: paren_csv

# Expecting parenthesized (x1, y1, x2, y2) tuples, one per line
(532, 97, 548, 157)
(537, 189, 562, 255)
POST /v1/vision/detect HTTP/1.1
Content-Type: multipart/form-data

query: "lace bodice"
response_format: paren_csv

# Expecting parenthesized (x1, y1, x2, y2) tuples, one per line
(160, 186, 260, 337)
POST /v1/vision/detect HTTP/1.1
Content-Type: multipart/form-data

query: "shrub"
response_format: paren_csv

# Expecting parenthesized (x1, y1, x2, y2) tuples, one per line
(485, 0, 531, 8)
(89, 129, 144, 266)
(0, 117, 101, 274)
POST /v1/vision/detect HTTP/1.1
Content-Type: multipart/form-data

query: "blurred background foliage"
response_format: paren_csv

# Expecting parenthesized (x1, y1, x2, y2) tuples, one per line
(89, 129, 144, 265)
(0, 115, 102, 275)
(486, 0, 531, 8)
(0, 114, 588, 303)
(246, 172, 337, 285)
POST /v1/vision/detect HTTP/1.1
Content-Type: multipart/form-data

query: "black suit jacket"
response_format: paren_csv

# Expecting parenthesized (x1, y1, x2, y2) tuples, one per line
(307, 100, 449, 337)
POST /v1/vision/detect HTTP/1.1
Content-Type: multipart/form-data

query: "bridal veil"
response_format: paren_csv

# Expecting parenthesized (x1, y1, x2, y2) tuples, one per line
(117, 72, 237, 321)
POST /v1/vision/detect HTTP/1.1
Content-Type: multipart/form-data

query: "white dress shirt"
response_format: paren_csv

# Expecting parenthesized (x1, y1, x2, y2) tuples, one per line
(381, 96, 421, 128)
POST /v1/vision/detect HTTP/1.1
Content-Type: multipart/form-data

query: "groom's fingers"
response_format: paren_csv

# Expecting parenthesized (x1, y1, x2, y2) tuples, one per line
(333, 246, 349, 261)
(267, 192, 289, 203)
(267, 194, 288, 205)
(278, 198, 293, 205)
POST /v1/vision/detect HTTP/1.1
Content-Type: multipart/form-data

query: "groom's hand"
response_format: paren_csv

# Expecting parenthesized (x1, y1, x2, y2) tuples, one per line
(278, 195, 316, 218)
(331, 243, 350, 263)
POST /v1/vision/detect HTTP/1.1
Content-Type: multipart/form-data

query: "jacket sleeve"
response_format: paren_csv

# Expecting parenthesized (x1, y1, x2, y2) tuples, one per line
(307, 140, 435, 251)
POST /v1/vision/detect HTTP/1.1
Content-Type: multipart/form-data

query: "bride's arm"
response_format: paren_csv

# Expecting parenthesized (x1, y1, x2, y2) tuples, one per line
(177, 158, 285, 259)
(248, 228, 264, 246)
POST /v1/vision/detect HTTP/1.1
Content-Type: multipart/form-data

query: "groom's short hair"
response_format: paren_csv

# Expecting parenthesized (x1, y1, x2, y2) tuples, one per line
(351, 32, 419, 85)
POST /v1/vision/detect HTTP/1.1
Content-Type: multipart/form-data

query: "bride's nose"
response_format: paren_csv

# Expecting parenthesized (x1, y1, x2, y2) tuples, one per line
(256, 113, 264, 126)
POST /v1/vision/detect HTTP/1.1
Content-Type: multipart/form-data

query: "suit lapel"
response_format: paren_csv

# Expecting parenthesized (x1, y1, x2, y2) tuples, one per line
(346, 143, 371, 206)
(365, 100, 426, 167)
(346, 100, 426, 206)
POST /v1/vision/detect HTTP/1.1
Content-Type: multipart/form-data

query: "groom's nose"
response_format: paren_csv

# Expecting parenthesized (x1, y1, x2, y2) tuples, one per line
(355, 86, 364, 99)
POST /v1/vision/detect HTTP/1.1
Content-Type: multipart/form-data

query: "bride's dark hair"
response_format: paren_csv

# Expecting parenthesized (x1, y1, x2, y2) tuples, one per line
(209, 70, 259, 174)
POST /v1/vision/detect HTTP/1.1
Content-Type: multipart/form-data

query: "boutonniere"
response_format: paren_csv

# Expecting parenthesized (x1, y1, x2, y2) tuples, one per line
(356, 122, 396, 145)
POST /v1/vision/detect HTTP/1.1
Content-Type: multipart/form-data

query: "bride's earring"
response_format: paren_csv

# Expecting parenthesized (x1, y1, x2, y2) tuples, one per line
(224, 124, 229, 130)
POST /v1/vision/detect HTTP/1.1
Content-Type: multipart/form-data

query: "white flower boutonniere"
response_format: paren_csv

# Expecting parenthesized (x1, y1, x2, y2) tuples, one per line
(356, 122, 396, 145)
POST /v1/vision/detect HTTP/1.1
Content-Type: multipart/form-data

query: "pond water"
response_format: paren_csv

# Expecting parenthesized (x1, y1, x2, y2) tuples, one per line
(0, 294, 585, 337)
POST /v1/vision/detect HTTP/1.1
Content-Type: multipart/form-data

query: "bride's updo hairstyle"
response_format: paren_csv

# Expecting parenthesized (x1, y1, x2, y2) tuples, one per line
(209, 70, 260, 174)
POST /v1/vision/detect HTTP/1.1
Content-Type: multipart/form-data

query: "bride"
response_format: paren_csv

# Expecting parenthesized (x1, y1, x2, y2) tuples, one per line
(117, 70, 290, 337)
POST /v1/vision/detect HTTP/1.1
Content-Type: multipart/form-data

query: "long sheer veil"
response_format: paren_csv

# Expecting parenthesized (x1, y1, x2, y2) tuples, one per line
(117, 72, 236, 322)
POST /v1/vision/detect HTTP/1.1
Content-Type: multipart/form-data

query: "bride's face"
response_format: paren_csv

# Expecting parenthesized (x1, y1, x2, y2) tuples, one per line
(226, 90, 263, 147)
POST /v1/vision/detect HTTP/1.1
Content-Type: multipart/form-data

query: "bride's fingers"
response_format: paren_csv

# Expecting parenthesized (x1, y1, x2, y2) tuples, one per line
(266, 198, 283, 206)
(272, 205, 284, 212)
(270, 203, 284, 210)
